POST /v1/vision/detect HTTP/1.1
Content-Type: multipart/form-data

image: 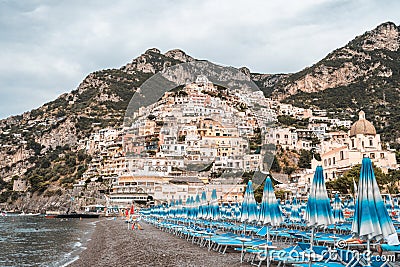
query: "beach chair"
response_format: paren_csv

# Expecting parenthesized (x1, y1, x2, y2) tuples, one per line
(271, 243, 329, 267)
(379, 244, 400, 261)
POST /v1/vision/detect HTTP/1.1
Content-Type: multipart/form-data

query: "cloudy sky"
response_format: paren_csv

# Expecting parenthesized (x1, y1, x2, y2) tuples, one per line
(0, 0, 399, 119)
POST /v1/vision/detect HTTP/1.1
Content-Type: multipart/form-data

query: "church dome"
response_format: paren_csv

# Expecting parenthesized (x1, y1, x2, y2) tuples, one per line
(349, 111, 376, 137)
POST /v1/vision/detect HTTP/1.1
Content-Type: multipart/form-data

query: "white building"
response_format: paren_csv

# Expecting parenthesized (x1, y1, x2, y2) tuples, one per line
(312, 111, 397, 181)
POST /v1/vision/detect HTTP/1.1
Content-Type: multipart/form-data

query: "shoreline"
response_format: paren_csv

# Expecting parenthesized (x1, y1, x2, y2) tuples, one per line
(69, 217, 242, 267)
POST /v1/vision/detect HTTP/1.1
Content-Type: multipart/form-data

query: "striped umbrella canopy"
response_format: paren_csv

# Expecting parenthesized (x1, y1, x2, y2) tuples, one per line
(383, 195, 393, 214)
(194, 194, 201, 219)
(162, 204, 168, 217)
(233, 202, 241, 221)
(177, 198, 184, 218)
(332, 193, 345, 223)
(284, 200, 292, 215)
(209, 189, 220, 221)
(240, 180, 258, 223)
(305, 166, 334, 227)
(394, 197, 399, 210)
(168, 200, 175, 218)
(300, 200, 307, 213)
(347, 197, 355, 210)
(259, 177, 284, 226)
(290, 197, 302, 223)
(224, 203, 232, 220)
(351, 157, 396, 241)
(305, 166, 333, 256)
(199, 191, 207, 219)
(220, 204, 227, 220)
(186, 196, 193, 220)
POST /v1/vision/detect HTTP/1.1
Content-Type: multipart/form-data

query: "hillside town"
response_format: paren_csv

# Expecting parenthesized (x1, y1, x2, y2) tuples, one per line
(19, 76, 393, 209)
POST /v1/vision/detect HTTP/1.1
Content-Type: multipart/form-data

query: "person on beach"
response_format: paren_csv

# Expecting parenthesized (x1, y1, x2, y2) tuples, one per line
(377, 233, 400, 256)
(131, 214, 143, 230)
(345, 237, 366, 244)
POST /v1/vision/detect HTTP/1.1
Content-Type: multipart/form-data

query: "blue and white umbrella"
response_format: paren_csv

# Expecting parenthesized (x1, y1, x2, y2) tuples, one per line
(224, 203, 233, 220)
(194, 194, 200, 219)
(351, 157, 396, 241)
(209, 189, 220, 221)
(332, 193, 345, 223)
(290, 197, 302, 223)
(168, 200, 175, 218)
(240, 180, 258, 223)
(187, 196, 194, 220)
(199, 191, 207, 219)
(305, 166, 333, 253)
(284, 200, 292, 216)
(233, 202, 241, 221)
(259, 177, 283, 226)
(258, 176, 283, 244)
(394, 197, 399, 210)
(177, 198, 184, 218)
(383, 195, 393, 214)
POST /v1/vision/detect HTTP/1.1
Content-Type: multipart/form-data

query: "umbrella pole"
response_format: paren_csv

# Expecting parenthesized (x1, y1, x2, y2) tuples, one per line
(367, 239, 371, 267)
(309, 226, 315, 267)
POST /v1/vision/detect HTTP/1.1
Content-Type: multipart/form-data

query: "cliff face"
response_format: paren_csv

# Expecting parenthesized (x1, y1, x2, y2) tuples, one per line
(268, 22, 400, 98)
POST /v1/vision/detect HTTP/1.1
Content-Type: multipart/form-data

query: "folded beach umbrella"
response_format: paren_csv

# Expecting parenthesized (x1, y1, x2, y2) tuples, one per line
(305, 166, 334, 252)
(168, 199, 175, 218)
(351, 157, 396, 243)
(284, 199, 291, 215)
(383, 195, 393, 214)
(198, 192, 205, 219)
(259, 176, 283, 226)
(352, 158, 396, 266)
(225, 203, 233, 220)
(394, 197, 399, 210)
(233, 202, 241, 221)
(194, 194, 200, 219)
(290, 197, 302, 223)
(332, 193, 345, 223)
(300, 200, 307, 213)
(209, 189, 220, 221)
(240, 180, 258, 223)
(177, 198, 184, 218)
(185, 196, 191, 219)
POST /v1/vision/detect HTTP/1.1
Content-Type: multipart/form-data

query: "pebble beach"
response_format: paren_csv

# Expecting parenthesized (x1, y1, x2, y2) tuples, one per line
(69, 218, 243, 267)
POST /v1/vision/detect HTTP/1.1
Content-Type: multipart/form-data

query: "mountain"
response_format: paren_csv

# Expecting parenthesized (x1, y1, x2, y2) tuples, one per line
(0, 48, 195, 209)
(1, 22, 400, 209)
(264, 22, 400, 143)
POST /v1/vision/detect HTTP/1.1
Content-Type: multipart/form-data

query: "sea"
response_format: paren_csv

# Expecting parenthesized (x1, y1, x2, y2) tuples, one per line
(0, 215, 98, 266)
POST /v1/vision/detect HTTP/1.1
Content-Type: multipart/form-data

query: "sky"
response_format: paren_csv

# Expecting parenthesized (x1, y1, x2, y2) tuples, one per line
(0, 0, 399, 119)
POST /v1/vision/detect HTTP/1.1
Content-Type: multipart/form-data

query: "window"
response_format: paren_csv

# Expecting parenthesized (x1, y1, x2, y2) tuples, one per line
(324, 159, 327, 166)
(333, 157, 336, 165)
(370, 153, 375, 159)
(351, 139, 355, 148)
(369, 139, 373, 146)
(276, 134, 280, 139)
(328, 158, 331, 165)
(340, 151, 344, 160)
(380, 153, 384, 159)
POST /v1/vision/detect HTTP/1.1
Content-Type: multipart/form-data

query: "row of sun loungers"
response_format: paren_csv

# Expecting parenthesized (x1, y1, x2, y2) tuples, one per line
(144, 217, 398, 267)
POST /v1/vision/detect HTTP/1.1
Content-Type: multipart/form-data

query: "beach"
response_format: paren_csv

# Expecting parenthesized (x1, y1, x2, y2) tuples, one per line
(70, 218, 242, 267)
